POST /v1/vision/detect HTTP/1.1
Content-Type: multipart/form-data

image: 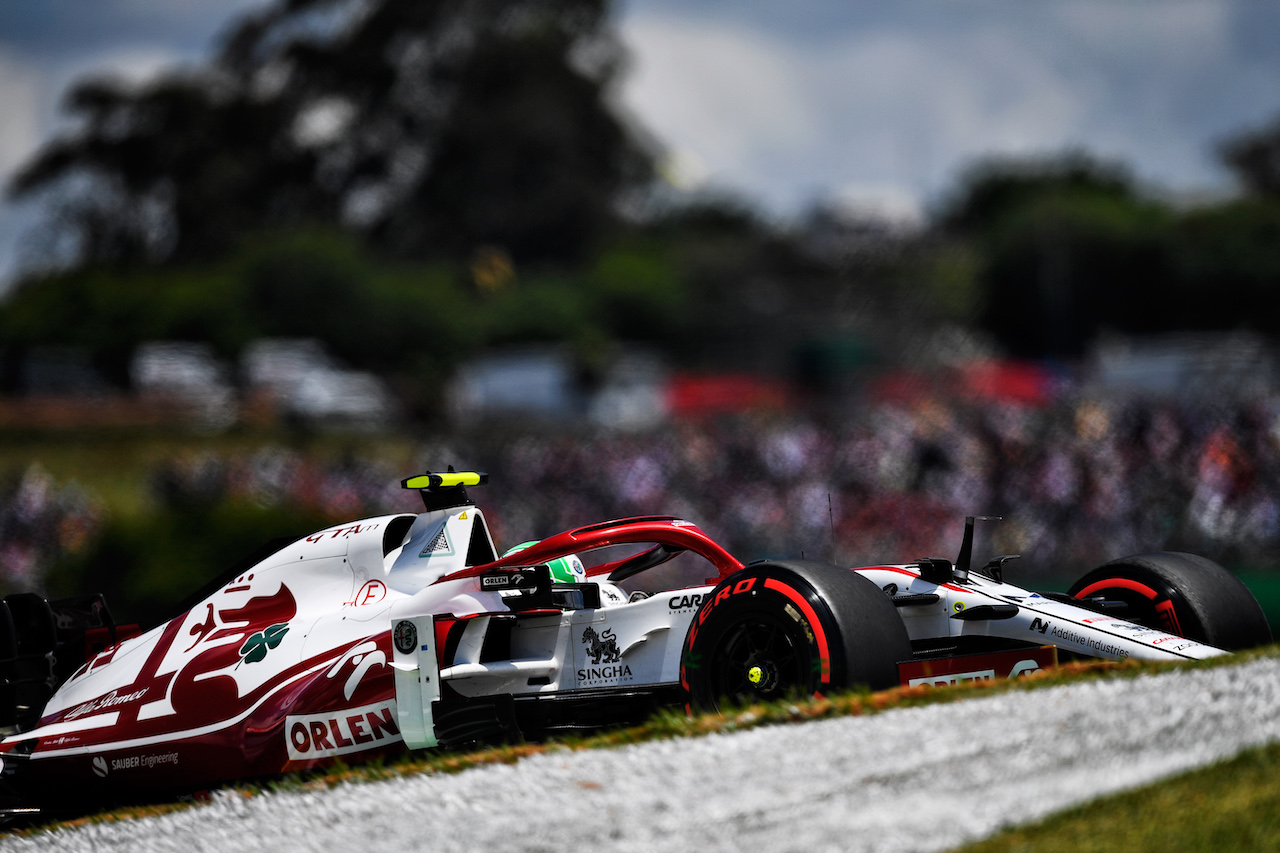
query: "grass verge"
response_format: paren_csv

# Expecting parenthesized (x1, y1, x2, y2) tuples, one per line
(958, 739, 1280, 853)
(8, 646, 1278, 839)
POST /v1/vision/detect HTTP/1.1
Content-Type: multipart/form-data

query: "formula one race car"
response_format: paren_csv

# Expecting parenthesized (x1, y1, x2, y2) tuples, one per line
(0, 471, 1271, 814)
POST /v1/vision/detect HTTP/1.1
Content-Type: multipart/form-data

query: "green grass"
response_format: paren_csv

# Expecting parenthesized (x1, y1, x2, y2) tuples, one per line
(959, 741, 1280, 853)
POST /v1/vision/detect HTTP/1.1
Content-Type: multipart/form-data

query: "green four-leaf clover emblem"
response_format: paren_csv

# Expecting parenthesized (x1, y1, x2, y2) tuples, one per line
(239, 622, 290, 664)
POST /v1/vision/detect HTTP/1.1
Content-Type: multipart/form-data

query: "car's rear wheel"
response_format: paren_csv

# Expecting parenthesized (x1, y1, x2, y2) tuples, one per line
(681, 560, 911, 712)
(1067, 551, 1271, 651)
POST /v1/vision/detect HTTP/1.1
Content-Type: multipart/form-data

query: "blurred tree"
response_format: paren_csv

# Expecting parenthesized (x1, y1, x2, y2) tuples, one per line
(1221, 114, 1280, 198)
(1170, 200, 1280, 334)
(936, 153, 1133, 231)
(0, 229, 473, 394)
(640, 201, 838, 373)
(47, 501, 335, 627)
(938, 154, 1175, 358)
(8, 0, 652, 270)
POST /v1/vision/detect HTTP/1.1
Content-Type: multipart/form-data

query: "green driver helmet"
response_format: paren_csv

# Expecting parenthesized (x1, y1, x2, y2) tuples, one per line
(502, 541, 586, 584)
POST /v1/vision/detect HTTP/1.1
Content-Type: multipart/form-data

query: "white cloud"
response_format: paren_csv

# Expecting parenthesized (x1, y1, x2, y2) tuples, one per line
(1049, 0, 1230, 61)
(0, 50, 46, 176)
(620, 10, 1100, 214)
(80, 46, 187, 86)
(619, 2, 1280, 217)
(2, 44, 187, 153)
(624, 17, 815, 169)
(829, 183, 924, 229)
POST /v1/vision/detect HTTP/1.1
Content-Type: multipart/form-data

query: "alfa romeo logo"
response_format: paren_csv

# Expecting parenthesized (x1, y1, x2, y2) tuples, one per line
(394, 620, 418, 654)
(239, 622, 289, 664)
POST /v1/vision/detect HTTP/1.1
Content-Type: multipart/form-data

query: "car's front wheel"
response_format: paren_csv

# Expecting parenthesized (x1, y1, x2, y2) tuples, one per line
(1068, 551, 1271, 651)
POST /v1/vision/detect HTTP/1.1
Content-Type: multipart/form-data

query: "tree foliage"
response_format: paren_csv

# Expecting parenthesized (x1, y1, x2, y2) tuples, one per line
(937, 150, 1280, 358)
(9, 0, 652, 269)
(1221, 114, 1280, 199)
(0, 228, 698, 402)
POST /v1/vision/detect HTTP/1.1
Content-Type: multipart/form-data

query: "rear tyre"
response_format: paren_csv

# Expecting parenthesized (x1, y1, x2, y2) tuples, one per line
(681, 561, 911, 712)
(1067, 551, 1271, 651)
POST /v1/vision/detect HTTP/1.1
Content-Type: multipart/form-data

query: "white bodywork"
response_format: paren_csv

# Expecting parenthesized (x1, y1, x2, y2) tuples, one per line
(855, 566, 1226, 661)
(385, 510, 1229, 746)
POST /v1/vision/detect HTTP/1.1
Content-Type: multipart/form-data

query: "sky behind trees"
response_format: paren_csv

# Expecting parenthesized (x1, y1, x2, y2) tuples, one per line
(3, 0, 1280, 287)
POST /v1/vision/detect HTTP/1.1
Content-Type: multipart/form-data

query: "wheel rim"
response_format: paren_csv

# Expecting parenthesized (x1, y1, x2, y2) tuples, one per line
(706, 611, 814, 706)
(1073, 578, 1189, 638)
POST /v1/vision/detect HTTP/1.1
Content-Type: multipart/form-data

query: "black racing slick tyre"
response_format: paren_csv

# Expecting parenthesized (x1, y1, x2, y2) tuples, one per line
(680, 561, 911, 712)
(1068, 551, 1272, 651)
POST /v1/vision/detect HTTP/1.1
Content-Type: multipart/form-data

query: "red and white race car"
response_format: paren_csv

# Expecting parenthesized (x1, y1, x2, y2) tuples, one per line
(0, 471, 1270, 814)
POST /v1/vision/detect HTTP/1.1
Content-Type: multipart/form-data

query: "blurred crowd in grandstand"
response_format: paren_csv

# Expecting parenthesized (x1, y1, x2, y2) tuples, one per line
(5, 387, 1279, 596)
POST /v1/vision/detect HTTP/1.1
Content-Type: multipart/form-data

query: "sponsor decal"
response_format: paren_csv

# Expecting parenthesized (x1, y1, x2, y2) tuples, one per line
(909, 667, 996, 687)
(1007, 659, 1043, 678)
(1029, 617, 1050, 635)
(238, 622, 289, 664)
(1048, 624, 1130, 659)
(668, 593, 706, 611)
(581, 625, 621, 665)
(481, 570, 536, 589)
(577, 664, 634, 685)
(307, 523, 381, 544)
(898, 646, 1057, 687)
(65, 687, 149, 721)
(286, 700, 402, 760)
(94, 752, 180, 776)
(111, 752, 179, 772)
(393, 620, 418, 655)
(881, 583, 899, 597)
(346, 580, 387, 608)
(671, 520, 696, 527)
(693, 578, 759, 632)
(1111, 622, 1158, 635)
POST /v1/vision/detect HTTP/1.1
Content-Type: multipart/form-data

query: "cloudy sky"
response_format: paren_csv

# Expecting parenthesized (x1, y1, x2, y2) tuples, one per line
(2, 0, 1280, 288)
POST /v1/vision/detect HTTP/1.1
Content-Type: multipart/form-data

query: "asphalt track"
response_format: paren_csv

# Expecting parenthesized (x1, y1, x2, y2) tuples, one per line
(5, 656, 1280, 853)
